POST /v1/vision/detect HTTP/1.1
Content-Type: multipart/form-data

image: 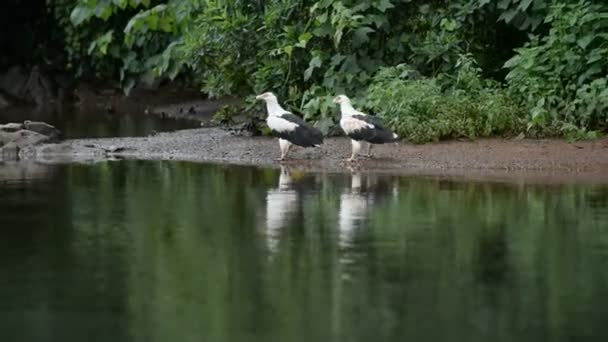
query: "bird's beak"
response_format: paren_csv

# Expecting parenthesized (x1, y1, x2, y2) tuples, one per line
(255, 94, 264, 101)
(332, 96, 340, 104)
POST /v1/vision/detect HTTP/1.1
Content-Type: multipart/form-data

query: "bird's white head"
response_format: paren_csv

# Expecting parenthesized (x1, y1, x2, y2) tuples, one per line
(333, 94, 351, 105)
(255, 92, 278, 103)
(256, 92, 285, 116)
(333, 94, 356, 116)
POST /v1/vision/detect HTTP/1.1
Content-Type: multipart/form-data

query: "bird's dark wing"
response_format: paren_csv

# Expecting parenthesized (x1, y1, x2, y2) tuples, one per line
(274, 113, 324, 147)
(347, 115, 398, 144)
(352, 114, 387, 130)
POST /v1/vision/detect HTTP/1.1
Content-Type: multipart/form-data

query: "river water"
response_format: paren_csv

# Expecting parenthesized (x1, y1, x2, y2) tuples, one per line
(0, 104, 196, 138)
(1, 161, 607, 341)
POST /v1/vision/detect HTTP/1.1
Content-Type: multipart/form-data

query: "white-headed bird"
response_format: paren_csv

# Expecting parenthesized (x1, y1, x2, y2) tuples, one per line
(334, 94, 399, 162)
(256, 92, 323, 161)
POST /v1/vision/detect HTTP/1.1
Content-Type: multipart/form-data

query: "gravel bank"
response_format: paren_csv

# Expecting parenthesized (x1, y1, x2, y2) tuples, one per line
(40, 127, 608, 183)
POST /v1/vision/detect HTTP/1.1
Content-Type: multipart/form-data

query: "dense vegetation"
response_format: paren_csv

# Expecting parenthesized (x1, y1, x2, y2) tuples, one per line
(3, 0, 608, 141)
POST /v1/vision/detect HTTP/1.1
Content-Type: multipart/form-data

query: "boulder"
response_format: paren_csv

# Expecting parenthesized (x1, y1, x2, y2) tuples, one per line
(35, 143, 73, 155)
(0, 141, 19, 160)
(34, 143, 109, 163)
(23, 120, 60, 140)
(0, 123, 24, 132)
(0, 129, 52, 148)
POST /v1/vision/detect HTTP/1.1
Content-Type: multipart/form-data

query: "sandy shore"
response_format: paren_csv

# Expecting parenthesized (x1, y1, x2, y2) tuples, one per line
(35, 127, 607, 184)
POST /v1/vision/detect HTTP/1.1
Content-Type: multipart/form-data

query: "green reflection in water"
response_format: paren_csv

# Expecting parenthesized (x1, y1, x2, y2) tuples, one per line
(0, 161, 607, 342)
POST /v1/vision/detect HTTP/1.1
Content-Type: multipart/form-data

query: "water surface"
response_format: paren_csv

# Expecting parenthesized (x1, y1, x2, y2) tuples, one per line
(0, 104, 196, 138)
(1, 161, 608, 341)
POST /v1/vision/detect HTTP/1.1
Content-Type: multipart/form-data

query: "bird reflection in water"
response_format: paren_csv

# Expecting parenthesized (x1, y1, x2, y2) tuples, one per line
(338, 171, 369, 249)
(264, 165, 298, 253)
(338, 170, 400, 249)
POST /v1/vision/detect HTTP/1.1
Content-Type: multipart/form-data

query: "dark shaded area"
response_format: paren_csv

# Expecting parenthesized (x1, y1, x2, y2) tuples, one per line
(0, 0, 63, 70)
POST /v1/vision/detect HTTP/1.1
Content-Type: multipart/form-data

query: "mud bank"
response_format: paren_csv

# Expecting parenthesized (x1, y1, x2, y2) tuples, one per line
(26, 127, 608, 184)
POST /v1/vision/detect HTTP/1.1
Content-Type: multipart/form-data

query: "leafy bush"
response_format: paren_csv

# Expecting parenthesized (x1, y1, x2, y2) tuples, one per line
(59, 0, 197, 92)
(37, 0, 606, 141)
(365, 57, 525, 143)
(505, 0, 608, 137)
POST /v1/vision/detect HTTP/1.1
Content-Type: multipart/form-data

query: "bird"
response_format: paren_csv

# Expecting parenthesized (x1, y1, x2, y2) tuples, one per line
(256, 92, 323, 161)
(333, 94, 399, 162)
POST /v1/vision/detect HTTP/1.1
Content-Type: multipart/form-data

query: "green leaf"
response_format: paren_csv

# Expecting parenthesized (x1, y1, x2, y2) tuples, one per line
(369, 14, 388, 28)
(313, 22, 333, 37)
(519, 0, 533, 11)
(577, 35, 594, 49)
(159, 16, 173, 32)
(113, 0, 128, 9)
(295, 32, 312, 48)
(283, 45, 293, 57)
(330, 54, 346, 67)
(353, 27, 374, 46)
(123, 77, 136, 96)
(147, 13, 159, 30)
(440, 19, 458, 32)
(316, 12, 328, 24)
(375, 0, 394, 13)
(304, 56, 322, 81)
(87, 41, 97, 55)
(70, 6, 92, 26)
(498, 9, 518, 24)
(497, 0, 512, 10)
(315, 117, 334, 135)
(94, 3, 113, 21)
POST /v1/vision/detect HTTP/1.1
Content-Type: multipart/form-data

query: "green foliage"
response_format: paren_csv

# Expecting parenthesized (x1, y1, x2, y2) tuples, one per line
(365, 56, 525, 143)
(38, 0, 607, 140)
(505, 0, 608, 136)
(58, 0, 195, 92)
(212, 105, 240, 125)
(493, 0, 548, 31)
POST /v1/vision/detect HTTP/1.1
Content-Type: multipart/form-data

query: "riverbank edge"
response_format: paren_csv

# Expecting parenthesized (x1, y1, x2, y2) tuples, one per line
(19, 127, 608, 185)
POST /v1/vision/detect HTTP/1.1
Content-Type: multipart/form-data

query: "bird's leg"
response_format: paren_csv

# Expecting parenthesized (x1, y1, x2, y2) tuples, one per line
(347, 140, 361, 162)
(276, 139, 293, 161)
(276, 139, 288, 161)
(365, 143, 373, 158)
(284, 142, 293, 159)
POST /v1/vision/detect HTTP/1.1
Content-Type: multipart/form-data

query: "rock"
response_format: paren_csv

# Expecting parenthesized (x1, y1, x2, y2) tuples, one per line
(104, 145, 130, 153)
(36, 143, 74, 155)
(0, 123, 24, 132)
(0, 142, 19, 160)
(34, 143, 109, 163)
(0, 129, 52, 148)
(512, 132, 526, 141)
(23, 120, 60, 141)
